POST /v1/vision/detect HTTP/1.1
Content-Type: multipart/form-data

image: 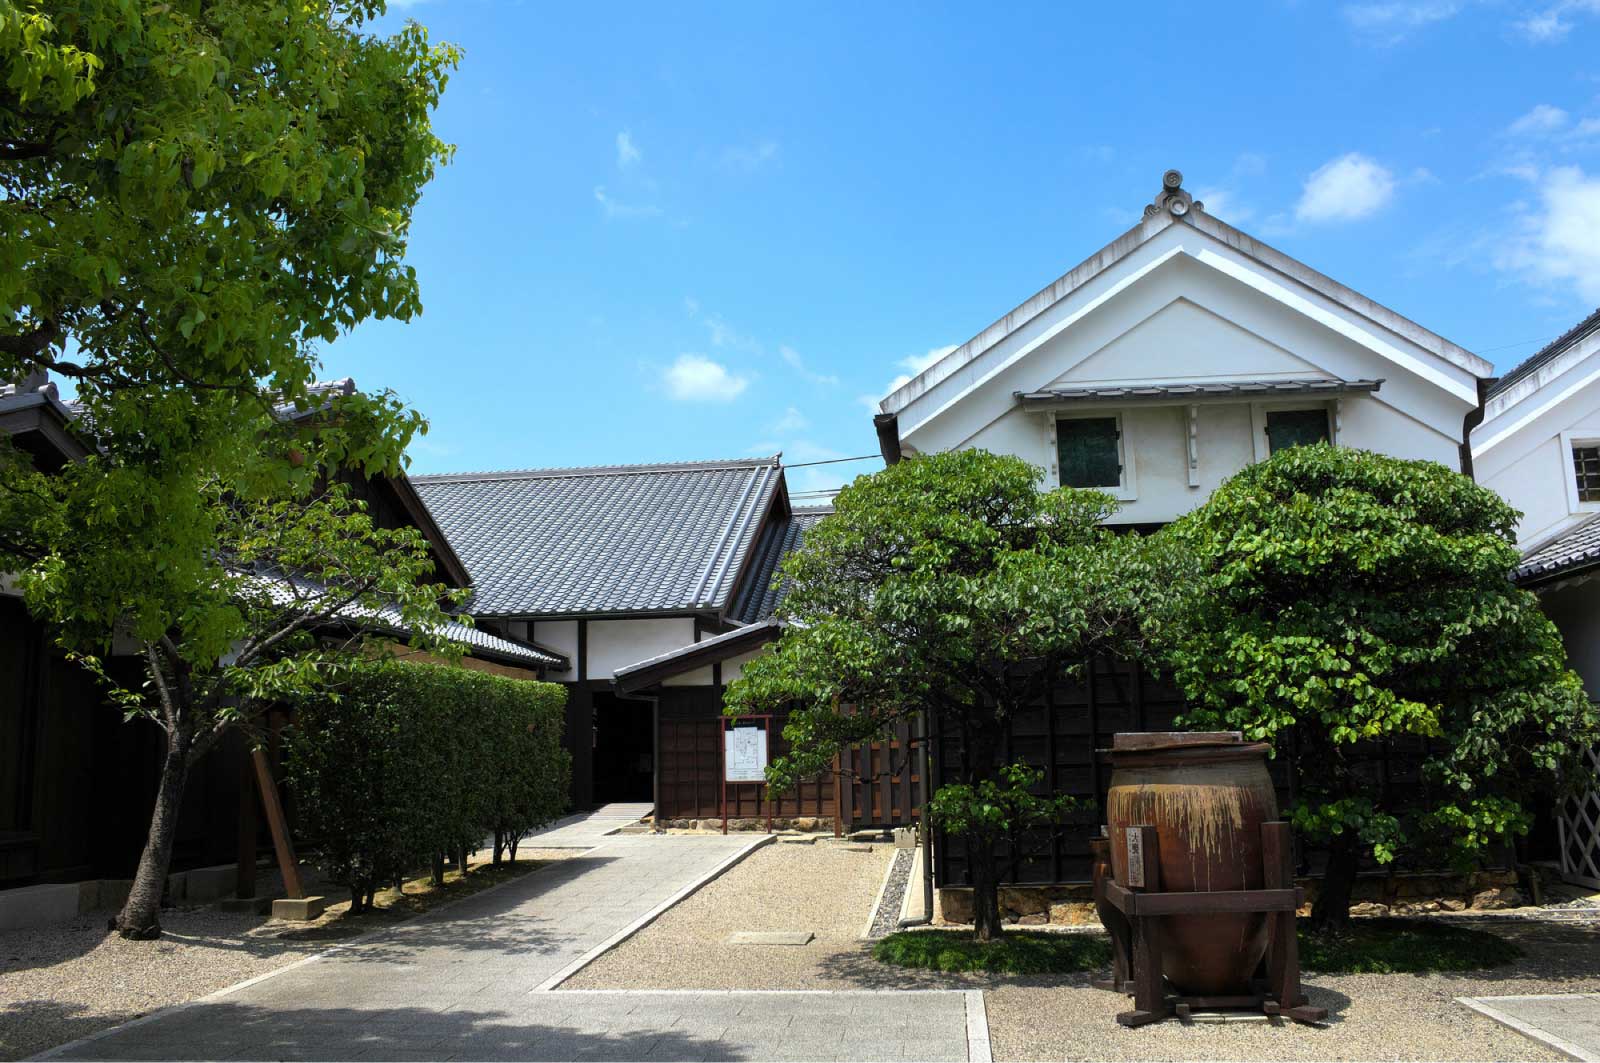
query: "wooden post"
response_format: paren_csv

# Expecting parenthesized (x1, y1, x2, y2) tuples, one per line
(1117, 824, 1169, 1028)
(251, 747, 304, 900)
(235, 747, 258, 899)
(1262, 821, 1326, 1023)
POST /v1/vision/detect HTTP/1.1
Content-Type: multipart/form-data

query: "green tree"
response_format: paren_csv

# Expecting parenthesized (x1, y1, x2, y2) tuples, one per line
(725, 450, 1159, 940)
(1, 0, 459, 600)
(7, 413, 466, 937)
(1155, 443, 1599, 930)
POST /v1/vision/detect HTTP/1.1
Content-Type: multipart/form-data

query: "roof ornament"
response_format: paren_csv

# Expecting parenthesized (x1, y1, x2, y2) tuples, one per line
(1145, 169, 1203, 220)
(0, 366, 56, 398)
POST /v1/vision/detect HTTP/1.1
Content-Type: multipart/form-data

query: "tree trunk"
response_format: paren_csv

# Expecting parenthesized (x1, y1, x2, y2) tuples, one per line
(431, 852, 445, 887)
(1310, 834, 1359, 932)
(970, 838, 1004, 942)
(114, 733, 192, 939)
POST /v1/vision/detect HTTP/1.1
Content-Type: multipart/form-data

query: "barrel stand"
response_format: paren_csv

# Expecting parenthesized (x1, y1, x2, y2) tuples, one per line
(1096, 820, 1327, 1028)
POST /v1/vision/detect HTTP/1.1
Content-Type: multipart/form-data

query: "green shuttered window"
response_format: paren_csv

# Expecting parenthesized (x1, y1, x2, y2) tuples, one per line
(1057, 417, 1122, 488)
(1265, 408, 1330, 453)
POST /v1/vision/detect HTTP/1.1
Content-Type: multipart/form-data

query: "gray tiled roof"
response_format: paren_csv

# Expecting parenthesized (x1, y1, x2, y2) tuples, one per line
(412, 457, 785, 618)
(1515, 516, 1600, 585)
(256, 573, 567, 668)
(1489, 308, 1600, 400)
(731, 506, 832, 624)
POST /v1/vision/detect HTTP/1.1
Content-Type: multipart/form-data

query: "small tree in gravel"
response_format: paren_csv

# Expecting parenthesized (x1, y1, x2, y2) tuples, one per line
(725, 450, 1162, 940)
(1153, 443, 1599, 930)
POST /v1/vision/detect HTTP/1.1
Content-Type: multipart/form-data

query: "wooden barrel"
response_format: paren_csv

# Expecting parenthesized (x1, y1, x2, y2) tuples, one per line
(1106, 732, 1278, 996)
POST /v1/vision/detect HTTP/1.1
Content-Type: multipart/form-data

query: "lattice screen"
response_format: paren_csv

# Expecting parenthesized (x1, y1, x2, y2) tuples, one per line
(1558, 743, 1600, 889)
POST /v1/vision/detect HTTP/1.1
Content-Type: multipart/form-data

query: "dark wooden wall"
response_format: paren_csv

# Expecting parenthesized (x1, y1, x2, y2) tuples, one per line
(2, 596, 249, 889)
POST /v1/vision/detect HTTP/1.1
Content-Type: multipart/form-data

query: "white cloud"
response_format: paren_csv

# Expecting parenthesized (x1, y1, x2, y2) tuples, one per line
(1517, 0, 1600, 40)
(1499, 166, 1600, 303)
(1295, 153, 1397, 223)
(662, 354, 749, 402)
(720, 140, 780, 172)
(864, 344, 959, 411)
(593, 186, 661, 219)
(779, 345, 840, 387)
(616, 130, 641, 169)
(1509, 104, 1570, 136)
(770, 406, 809, 434)
(1195, 188, 1254, 224)
(1342, 1, 1460, 41)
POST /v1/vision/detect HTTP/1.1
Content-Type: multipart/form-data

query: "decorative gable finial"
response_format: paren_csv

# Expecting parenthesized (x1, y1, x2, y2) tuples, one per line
(1145, 169, 1203, 219)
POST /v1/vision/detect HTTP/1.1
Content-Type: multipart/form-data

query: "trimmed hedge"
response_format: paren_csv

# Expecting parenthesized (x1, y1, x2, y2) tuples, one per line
(287, 661, 570, 910)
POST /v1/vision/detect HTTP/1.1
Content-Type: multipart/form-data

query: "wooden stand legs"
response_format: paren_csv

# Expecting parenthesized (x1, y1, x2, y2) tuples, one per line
(1096, 821, 1327, 1028)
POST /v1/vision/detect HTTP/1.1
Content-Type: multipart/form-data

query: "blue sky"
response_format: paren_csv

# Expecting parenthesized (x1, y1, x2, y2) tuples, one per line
(327, 1, 1600, 496)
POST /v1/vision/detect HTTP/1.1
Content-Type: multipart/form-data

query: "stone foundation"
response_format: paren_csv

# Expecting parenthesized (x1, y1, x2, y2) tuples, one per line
(934, 869, 1525, 927)
(656, 816, 837, 833)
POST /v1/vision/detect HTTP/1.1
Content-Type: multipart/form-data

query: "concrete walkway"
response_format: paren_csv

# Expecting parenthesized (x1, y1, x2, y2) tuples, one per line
(1458, 994, 1600, 1062)
(42, 811, 980, 1062)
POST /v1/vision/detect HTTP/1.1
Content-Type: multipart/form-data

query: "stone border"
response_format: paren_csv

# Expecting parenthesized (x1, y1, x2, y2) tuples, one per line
(534, 833, 773, 991)
(965, 989, 993, 1063)
(26, 852, 582, 1062)
(1455, 994, 1600, 1063)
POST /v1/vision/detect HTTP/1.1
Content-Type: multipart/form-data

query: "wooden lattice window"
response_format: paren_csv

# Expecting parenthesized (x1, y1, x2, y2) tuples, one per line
(1057, 416, 1122, 489)
(1574, 444, 1600, 503)
(1265, 408, 1331, 453)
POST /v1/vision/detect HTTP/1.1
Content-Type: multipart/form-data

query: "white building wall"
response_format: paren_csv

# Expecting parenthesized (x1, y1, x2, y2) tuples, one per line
(585, 618, 698, 680)
(905, 248, 1471, 525)
(1475, 365, 1600, 548)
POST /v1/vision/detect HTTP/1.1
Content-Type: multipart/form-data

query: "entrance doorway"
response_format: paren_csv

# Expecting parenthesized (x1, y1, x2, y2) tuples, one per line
(592, 693, 653, 805)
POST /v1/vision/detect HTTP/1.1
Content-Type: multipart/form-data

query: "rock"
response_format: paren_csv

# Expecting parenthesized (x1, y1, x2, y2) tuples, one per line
(999, 887, 1052, 917)
(937, 889, 973, 925)
(1018, 913, 1047, 926)
(1349, 902, 1389, 918)
(1440, 898, 1467, 912)
(791, 817, 818, 833)
(1470, 887, 1522, 910)
(1049, 902, 1097, 926)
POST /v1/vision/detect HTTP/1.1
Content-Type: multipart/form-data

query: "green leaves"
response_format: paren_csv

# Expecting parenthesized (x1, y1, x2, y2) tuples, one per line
(1157, 443, 1600, 870)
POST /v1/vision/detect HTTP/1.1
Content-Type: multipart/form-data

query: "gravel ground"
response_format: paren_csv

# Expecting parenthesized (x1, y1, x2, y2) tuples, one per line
(564, 842, 1600, 1060)
(564, 840, 897, 990)
(983, 915, 1600, 1061)
(0, 848, 576, 1062)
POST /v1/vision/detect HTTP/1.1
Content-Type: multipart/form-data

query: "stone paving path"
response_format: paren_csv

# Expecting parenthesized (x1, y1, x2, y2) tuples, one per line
(1458, 993, 1600, 1062)
(42, 810, 980, 1062)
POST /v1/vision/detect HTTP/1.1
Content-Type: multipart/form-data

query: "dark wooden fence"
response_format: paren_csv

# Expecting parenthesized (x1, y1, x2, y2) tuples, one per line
(929, 654, 1464, 887)
(656, 689, 925, 828)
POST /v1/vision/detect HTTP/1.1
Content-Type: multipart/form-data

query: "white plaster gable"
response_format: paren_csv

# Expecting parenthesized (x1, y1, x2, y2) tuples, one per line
(882, 194, 1487, 455)
(899, 247, 1477, 458)
(1048, 299, 1323, 387)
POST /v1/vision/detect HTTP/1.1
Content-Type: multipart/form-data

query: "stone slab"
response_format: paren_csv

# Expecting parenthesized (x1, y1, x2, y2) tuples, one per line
(842, 844, 874, 853)
(1457, 994, 1600, 1062)
(727, 931, 815, 945)
(270, 895, 327, 921)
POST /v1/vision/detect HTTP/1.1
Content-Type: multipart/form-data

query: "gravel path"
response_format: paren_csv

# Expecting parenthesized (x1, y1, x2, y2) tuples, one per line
(869, 848, 915, 939)
(564, 840, 897, 990)
(0, 848, 577, 1062)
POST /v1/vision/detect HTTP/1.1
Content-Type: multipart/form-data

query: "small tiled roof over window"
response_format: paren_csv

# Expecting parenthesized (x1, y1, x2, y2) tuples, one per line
(731, 506, 832, 623)
(1515, 515, 1600, 585)
(412, 457, 785, 618)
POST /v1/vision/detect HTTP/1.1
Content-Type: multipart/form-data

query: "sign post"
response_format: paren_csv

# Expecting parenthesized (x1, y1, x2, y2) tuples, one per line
(722, 715, 774, 835)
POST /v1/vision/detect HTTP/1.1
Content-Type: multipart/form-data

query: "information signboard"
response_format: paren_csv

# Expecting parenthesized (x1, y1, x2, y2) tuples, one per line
(725, 725, 768, 783)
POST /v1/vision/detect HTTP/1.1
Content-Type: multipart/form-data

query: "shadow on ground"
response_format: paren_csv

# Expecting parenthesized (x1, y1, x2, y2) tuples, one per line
(40, 1000, 742, 1062)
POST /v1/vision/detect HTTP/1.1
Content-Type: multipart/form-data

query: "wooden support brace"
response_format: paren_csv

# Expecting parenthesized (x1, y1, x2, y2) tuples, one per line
(252, 747, 304, 900)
